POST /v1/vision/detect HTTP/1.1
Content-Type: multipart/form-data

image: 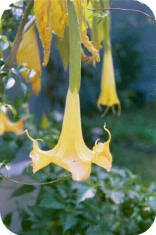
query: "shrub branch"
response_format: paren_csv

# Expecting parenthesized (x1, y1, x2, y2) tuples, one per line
(4, 0, 34, 70)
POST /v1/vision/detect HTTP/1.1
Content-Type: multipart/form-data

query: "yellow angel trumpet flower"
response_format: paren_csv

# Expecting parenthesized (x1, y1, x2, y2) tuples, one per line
(97, 48, 121, 115)
(0, 110, 24, 136)
(96, 0, 120, 114)
(26, 89, 112, 181)
(17, 25, 42, 95)
(26, 0, 113, 181)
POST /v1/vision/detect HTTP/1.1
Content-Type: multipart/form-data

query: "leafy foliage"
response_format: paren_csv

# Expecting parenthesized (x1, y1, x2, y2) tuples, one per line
(14, 167, 156, 235)
(11, 185, 35, 198)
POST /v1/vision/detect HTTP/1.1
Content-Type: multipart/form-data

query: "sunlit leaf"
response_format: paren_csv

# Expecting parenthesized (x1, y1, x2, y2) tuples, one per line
(5, 77, 15, 89)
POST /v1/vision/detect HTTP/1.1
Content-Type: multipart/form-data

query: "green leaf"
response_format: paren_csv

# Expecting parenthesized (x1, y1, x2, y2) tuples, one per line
(68, 0, 81, 92)
(56, 27, 69, 70)
(62, 215, 77, 232)
(39, 194, 63, 209)
(11, 185, 35, 198)
(3, 213, 12, 226)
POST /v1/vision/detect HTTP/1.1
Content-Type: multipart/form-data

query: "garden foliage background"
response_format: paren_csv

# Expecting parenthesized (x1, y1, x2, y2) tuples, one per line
(0, 0, 156, 234)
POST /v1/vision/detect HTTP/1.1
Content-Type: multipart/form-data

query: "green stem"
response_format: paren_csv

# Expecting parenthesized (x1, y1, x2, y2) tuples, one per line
(101, 0, 111, 51)
(0, 73, 4, 102)
(68, 0, 81, 92)
(4, 0, 34, 70)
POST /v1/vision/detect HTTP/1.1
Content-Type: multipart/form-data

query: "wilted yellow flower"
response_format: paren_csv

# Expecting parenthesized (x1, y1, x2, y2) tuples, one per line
(97, 48, 120, 114)
(82, 33, 100, 64)
(74, 0, 100, 64)
(27, 89, 112, 181)
(17, 25, 42, 95)
(0, 110, 24, 136)
(34, 0, 53, 66)
(34, 0, 99, 65)
(34, 0, 67, 66)
(51, 0, 68, 38)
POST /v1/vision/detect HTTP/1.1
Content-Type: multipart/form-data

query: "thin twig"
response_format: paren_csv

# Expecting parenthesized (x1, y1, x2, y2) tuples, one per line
(88, 7, 155, 21)
(4, 0, 34, 70)
(24, 16, 36, 33)
(0, 173, 70, 186)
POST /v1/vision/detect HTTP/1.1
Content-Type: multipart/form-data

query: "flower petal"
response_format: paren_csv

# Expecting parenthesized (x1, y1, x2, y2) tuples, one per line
(92, 125, 112, 171)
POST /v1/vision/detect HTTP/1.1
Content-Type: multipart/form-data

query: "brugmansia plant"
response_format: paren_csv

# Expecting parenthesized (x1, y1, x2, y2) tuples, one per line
(16, 0, 120, 117)
(26, 0, 112, 181)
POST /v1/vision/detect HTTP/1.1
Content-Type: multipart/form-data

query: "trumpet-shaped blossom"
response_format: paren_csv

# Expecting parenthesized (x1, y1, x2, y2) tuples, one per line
(0, 110, 23, 136)
(26, 0, 113, 182)
(97, 48, 120, 114)
(27, 89, 112, 181)
(17, 25, 42, 95)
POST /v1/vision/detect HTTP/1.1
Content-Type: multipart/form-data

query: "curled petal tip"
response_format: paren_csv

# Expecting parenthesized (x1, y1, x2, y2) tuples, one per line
(103, 124, 111, 143)
(25, 129, 43, 143)
(95, 138, 100, 145)
(24, 129, 35, 142)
